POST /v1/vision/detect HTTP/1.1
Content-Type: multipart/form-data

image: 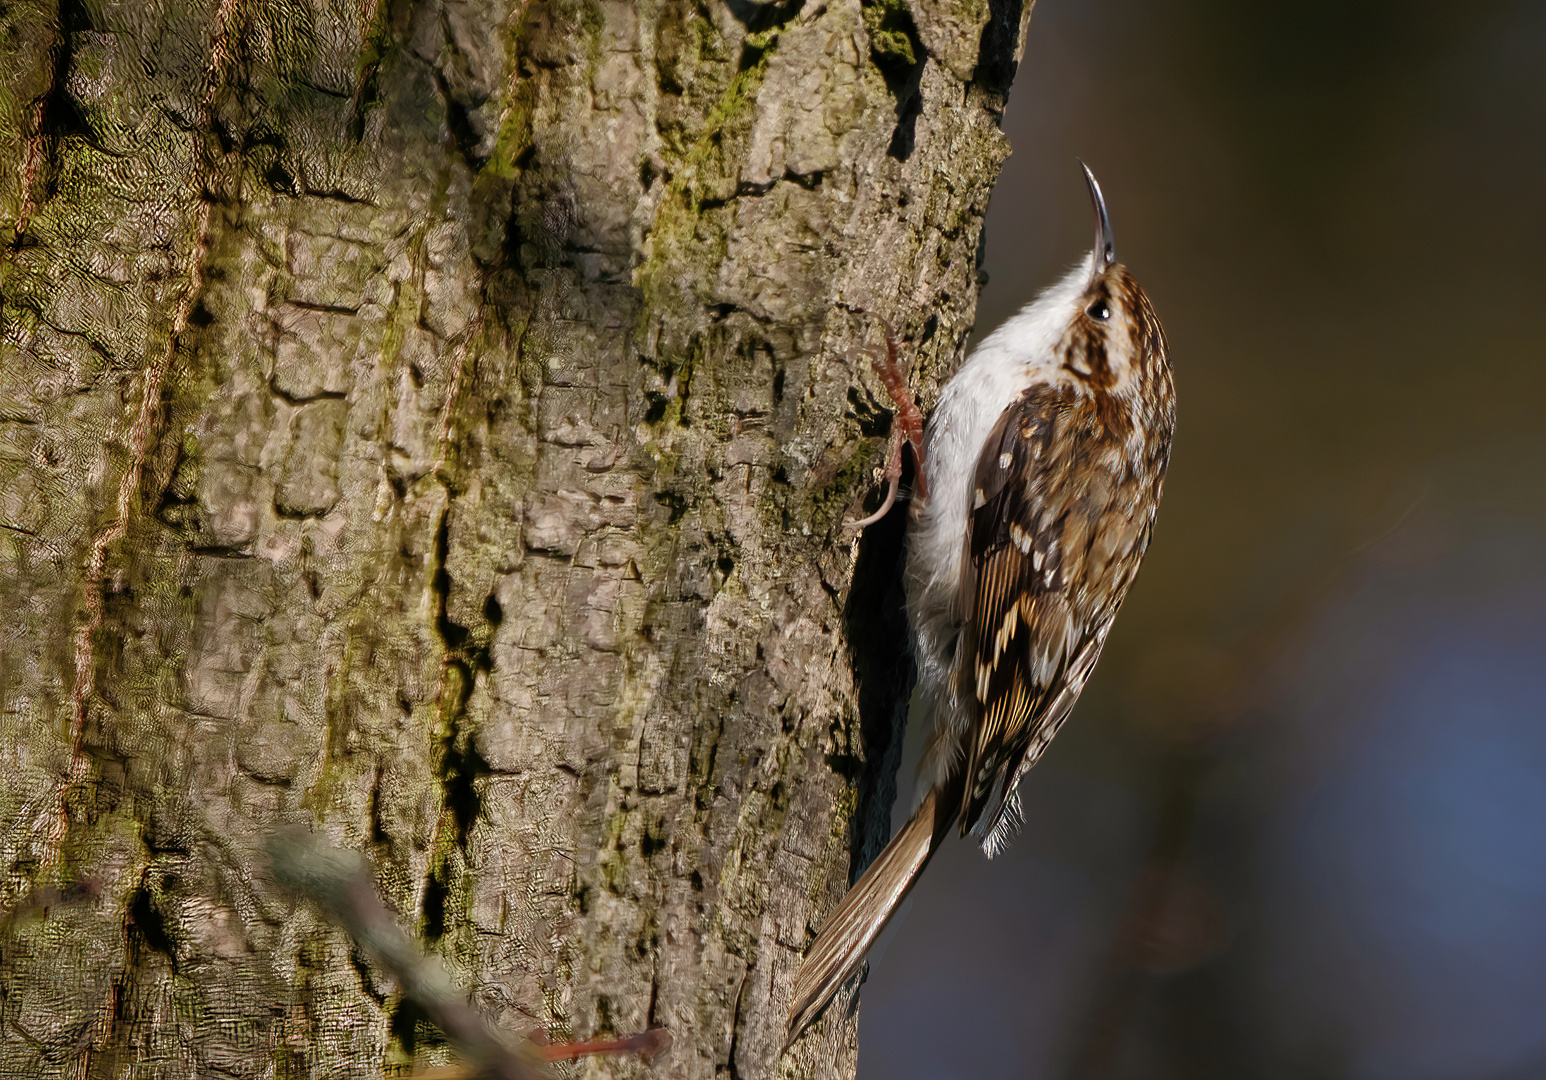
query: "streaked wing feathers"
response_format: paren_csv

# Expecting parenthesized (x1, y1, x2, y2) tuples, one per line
(958, 387, 1142, 838)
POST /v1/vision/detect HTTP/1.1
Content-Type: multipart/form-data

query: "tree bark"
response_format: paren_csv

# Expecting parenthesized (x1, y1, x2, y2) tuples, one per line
(0, 0, 1029, 1076)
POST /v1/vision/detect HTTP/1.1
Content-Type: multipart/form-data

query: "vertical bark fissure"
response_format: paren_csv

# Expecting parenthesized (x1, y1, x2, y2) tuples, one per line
(54, 0, 242, 864)
(9, 8, 56, 244)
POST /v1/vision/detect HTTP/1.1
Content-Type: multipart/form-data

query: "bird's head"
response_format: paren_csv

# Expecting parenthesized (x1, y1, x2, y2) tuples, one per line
(1054, 163, 1169, 402)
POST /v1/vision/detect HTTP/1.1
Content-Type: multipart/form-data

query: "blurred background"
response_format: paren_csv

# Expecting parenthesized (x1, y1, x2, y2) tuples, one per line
(859, 1, 1546, 1077)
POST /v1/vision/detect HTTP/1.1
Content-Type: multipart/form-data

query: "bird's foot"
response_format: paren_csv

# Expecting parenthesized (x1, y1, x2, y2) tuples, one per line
(844, 313, 927, 531)
(848, 434, 904, 529)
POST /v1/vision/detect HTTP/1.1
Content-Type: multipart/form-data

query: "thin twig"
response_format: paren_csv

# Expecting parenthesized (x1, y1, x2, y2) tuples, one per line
(269, 831, 548, 1080)
(268, 832, 672, 1079)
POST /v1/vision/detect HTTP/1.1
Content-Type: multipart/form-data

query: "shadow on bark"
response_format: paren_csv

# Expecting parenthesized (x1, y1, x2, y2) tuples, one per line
(840, 468, 916, 880)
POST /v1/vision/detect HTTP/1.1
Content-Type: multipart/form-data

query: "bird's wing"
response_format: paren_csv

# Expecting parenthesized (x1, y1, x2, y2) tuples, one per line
(958, 385, 1145, 841)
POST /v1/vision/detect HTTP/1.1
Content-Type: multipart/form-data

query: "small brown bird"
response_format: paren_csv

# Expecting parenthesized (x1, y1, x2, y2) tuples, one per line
(788, 164, 1176, 1039)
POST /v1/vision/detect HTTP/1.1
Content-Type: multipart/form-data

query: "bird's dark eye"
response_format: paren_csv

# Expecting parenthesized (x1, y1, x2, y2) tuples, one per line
(1087, 301, 1111, 321)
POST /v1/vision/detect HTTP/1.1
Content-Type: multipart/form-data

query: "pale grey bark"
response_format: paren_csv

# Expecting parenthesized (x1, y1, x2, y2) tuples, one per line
(0, 0, 1029, 1076)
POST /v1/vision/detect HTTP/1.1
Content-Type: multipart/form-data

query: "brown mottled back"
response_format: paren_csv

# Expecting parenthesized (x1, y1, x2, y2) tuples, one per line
(958, 265, 1175, 844)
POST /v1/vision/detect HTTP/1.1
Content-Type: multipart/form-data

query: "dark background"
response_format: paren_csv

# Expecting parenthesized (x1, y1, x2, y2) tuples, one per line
(860, 2, 1546, 1077)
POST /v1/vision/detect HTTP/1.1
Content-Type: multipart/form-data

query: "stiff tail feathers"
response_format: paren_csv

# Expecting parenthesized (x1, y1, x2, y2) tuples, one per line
(785, 787, 959, 1042)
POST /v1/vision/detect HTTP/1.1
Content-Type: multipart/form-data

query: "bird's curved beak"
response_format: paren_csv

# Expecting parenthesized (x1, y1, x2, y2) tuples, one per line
(1080, 161, 1115, 279)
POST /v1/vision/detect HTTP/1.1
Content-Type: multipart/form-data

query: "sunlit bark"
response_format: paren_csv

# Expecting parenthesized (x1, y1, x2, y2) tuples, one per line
(0, 1, 1029, 1075)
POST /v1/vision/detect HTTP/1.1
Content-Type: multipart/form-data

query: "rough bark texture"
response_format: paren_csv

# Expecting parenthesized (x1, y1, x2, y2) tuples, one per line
(0, 0, 1029, 1077)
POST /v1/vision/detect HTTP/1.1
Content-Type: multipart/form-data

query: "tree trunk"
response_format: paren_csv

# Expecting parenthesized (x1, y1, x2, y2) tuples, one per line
(0, 0, 1028, 1076)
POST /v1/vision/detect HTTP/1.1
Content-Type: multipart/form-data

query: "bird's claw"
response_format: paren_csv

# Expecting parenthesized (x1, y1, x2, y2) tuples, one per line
(844, 310, 927, 532)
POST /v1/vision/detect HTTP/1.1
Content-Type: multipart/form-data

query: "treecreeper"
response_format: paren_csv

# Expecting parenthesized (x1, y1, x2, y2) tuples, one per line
(789, 165, 1177, 1039)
